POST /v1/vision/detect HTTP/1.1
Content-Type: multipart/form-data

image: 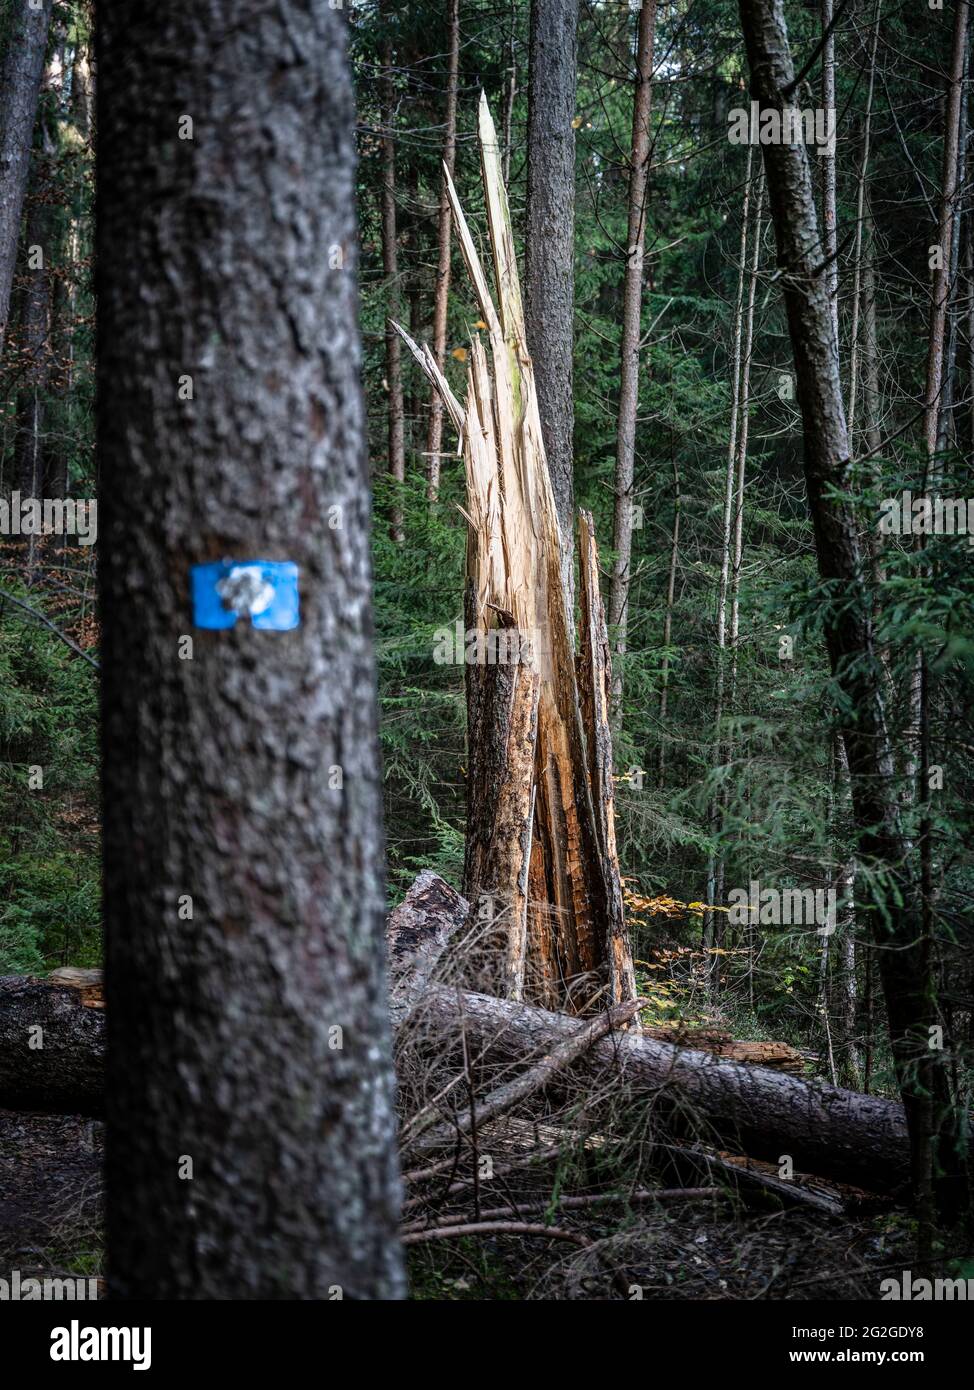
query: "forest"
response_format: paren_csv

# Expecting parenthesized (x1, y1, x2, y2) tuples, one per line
(0, 0, 973, 1316)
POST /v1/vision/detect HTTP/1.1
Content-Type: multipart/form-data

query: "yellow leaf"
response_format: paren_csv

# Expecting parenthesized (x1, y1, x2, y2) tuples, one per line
(451, 346, 468, 362)
(472, 320, 488, 331)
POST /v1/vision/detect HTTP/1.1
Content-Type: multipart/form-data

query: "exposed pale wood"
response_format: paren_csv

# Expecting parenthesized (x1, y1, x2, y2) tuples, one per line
(398, 98, 637, 1016)
(47, 968, 104, 1009)
(577, 510, 637, 1006)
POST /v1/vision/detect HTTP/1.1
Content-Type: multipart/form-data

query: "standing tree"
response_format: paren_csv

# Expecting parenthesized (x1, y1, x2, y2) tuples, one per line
(525, 0, 579, 602)
(0, 0, 55, 351)
(425, 0, 460, 502)
(738, 0, 970, 1230)
(99, 1, 405, 1299)
(608, 0, 657, 715)
(380, 0, 406, 541)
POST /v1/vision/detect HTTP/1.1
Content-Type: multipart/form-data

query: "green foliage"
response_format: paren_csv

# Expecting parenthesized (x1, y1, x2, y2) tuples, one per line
(0, 595, 99, 972)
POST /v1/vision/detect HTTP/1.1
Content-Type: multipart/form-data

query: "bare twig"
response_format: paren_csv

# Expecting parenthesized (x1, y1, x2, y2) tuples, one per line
(0, 586, 99, 669)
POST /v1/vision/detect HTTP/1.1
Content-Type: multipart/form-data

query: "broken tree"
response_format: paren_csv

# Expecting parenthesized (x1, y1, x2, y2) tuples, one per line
(395, 96, 636, 1017)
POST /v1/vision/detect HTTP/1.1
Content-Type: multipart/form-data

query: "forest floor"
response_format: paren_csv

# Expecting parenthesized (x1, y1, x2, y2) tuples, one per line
(0, 1108, 103, 1283)
(0, 1106, 916, 1300)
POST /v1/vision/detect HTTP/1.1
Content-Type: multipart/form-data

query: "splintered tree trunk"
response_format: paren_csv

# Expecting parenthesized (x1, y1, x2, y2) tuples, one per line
(0, 0, 54, 353)
(396, 98, 637, 1016)
(525, 0, 579, 602)
(739, 0, 969, 1226)
(608, 0, 657, 717)
(99, 0, 405, 1299)
(425, 0, 460, 502)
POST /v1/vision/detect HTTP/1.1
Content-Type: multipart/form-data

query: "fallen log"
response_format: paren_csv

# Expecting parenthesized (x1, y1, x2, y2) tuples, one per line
(410, 984, 910, 1199)
(641, 1026, 806, 1075)
(0, 874, 911, 1199)
(0, 975, 106, 1116)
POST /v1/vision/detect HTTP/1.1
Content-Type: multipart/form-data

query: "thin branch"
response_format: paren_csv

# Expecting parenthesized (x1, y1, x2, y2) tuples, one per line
(0, 586, 99, 670)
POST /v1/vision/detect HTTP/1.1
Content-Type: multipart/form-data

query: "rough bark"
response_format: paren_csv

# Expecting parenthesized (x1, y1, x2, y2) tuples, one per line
(525, 0, 579, 601)
(738, 0, 969, 1223)
(608, 0, 657, 715)
(425, 0, 460, 501)
(0, 975, 104, 1115)
(0, 0, 55, 352)
(387, 870, 471, 1024)
(98, 0, 405, 1299)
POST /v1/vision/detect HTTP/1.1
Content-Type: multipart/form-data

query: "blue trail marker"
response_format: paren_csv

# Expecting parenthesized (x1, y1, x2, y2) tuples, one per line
(191, 560, 300, 631)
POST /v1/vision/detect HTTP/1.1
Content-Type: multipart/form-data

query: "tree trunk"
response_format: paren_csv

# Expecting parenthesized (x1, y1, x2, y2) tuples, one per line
(657, 456, 680, 784)
(936, 42, 969, 457)
(705, 157, 757, 956)
(846, 0, 881, 446)
(14, 136, 56, 504)
(425, 0, 460, 502)
(820, 0, 838, 344)
(738, 0, 969, 1225)
(525, 0, 579, 603)
(396, 102, 637, 1014)
(608, 0, 657, 716)
(98, 0, 405, 1299)
(380, 9, 406, 542)
(502, 13, 518, 184)
(0, 0, 54, 353)
(0, 975, 104, 1115)
(922, 0, 970, 465)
